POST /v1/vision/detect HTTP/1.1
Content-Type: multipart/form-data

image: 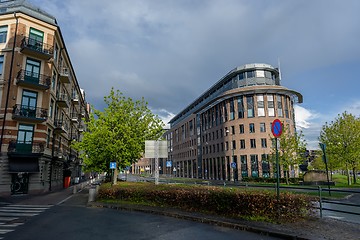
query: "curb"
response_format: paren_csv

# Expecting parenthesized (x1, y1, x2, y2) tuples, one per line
(88, 202, 309, 240)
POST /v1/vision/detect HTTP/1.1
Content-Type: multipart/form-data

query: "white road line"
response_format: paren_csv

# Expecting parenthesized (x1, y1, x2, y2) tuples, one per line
(0, 212, 38, 217)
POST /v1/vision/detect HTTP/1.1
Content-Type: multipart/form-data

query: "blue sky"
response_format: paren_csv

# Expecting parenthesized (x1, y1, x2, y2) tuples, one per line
(27, 0, 360, 149)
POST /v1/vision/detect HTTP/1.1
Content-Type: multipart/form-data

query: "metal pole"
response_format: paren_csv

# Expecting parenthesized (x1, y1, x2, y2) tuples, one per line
(275, 137, 280, 201)
(324, 153, 331, 196)
(0, 13, 18, 150)
(155, 140, 159, 185)
(318, 186, 323, 218)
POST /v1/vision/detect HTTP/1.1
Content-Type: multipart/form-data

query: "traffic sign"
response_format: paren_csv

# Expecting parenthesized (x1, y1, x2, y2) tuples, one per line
(271, 119, 283, 138)
(231, 162, 237, 169)
(110, 162, 116, 169)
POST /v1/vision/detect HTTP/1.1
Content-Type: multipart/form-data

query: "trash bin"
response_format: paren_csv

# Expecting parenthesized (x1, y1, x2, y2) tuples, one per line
(64, 176, 71, 188)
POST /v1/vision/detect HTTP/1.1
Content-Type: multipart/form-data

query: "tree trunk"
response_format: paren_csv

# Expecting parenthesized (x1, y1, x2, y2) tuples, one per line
(346, 168, 351, 186)
(113, 167, 118, 185)
(285, 170, 289, 185)
(353, 167, 357, 184)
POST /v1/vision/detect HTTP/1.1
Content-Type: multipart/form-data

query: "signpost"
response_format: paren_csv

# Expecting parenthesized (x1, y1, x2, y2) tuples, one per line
(110, 162, 116, 185)
(145, 140, 168, 185)
(319, 142, 331, 196)
(271, 119, 283, 201)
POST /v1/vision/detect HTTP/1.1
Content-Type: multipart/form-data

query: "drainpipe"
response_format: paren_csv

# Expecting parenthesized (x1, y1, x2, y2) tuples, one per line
(0, 12, 18, 151)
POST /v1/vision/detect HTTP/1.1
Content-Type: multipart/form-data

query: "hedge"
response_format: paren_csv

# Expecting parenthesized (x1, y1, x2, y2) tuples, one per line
(97, 182, 314, 222)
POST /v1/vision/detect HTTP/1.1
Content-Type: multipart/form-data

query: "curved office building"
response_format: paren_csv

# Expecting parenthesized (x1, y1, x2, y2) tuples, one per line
(166, 63, 302, 180)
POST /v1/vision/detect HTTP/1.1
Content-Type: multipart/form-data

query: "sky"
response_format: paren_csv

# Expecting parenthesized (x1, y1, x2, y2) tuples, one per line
(27, 0, 360, 149)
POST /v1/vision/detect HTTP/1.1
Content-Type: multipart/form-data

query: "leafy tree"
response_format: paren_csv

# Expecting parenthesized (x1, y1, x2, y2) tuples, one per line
(319, 112, 360, 185)
(73, 88, 164, 183)
(270, 124, 307, 184)
(308, 152, 325, 171)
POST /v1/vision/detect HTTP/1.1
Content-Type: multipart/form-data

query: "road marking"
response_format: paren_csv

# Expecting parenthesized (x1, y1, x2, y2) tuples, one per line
(0, 204, 52, 238)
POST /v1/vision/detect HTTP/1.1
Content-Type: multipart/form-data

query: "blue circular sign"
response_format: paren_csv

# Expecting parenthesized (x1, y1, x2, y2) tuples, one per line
(271, 119, 283, 138)
(231, 162, 237, 169)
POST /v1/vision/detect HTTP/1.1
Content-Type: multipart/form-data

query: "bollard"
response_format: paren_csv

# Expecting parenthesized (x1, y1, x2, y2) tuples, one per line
(73, 185, 77, 194)
(88, 188, 96, 202)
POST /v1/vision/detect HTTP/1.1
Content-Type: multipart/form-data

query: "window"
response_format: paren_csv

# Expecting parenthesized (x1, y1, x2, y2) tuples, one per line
(249, 123, 255, 133)
(251, 155, 259, 177)
(21, 90, 38, 118)
(241, 155, 248, 177)
(238, 72, 245, 80)
(256, 70, 265, 78)
(17, 124, 34, 152)
(238, 96, 244, 118)
(246, 71, 255, 78)
(0, 55, 3, 75)
(250, 139, 256, 148)
(0, 25, 7, 43)
(239, 124, 244, 134)
(231, 125, 235, 135)
(260, 123, 266, 132)
(284, 97, 289, 118)
(46, 129, 51, 148)
(54, 44, 58, 62)
(257, 95, 265, 117)
(240, 139, 245, 149)
(29, 27, 44, 49)
(246, 95, 254, 118)
(52, 71, 57, 91)
(223, 101, 228, 122)
(261, 138, 267, 148)
(229, 98, 235, 120)
(49, 99, 54, 119)
(277, 95, 283, 117)
(225, 142, 229, 151)
(25, 58, 41, 83)
(232, 140, 236, 150)
(267, 94, 275, 117)
(262, 154, 270, 178)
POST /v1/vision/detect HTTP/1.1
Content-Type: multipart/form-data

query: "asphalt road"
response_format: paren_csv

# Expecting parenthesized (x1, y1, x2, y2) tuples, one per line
(3, 188, 281, 240)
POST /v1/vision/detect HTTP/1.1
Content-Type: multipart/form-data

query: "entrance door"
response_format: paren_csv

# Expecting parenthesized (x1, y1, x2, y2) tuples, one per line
(11, 173, 29, 195)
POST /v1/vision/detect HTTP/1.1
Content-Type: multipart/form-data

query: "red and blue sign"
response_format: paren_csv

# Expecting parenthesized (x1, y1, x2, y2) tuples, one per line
(271, 119, 283, 138)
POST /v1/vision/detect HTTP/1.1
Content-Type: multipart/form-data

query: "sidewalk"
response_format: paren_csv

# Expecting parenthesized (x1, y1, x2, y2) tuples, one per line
(0, 182, 88, 206)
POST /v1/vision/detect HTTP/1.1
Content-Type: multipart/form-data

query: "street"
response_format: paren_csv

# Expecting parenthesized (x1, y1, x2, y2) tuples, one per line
(2, 187, 280, 240)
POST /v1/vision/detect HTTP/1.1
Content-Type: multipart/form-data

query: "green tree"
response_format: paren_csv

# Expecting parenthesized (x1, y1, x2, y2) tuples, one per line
(270, 125, 307, 185)
(73, 88, 164, 183)
(319, 112, 360, 185)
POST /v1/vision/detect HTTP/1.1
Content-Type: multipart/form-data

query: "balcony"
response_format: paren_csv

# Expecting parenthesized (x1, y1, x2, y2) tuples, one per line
(12, 104, 48, 123)
(16, 70, 51, 90)
(20, 37, 54, 60)
(54, 147, 68, 160)
(70, 133, 79, 141)
(56, 94, 70, 108)
(54, 120, 69, 134)
(71, 93, 79, 105)
(7, 140, 45, 156)
(71, 113, 79, 123)
(59, 68, 70, 84)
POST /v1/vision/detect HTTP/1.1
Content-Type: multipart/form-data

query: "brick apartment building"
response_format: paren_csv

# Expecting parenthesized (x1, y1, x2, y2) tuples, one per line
(0, 0, 89, 195)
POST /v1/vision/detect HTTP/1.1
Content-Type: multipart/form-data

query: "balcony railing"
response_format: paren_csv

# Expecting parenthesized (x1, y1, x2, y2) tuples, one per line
(71, 93, 79, 104)
(56, 94, 70, 108)
(54, 120, 69, 133)
(20, 37, 54, 60)
(59, 68, 71, 83)
(8, 141, 45, 155)
(16, 70, 51, 90)
(71, 113, 79, 123)
(12, 104, 48, 123)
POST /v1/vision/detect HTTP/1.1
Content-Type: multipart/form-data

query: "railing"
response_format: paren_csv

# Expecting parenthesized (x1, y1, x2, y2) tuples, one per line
(8, 141, 45, 154)
(54, 120, 69, 132)
(16, 69, 51, 88)
(12, 104, 48, 120)
(20, 36, 54, 55)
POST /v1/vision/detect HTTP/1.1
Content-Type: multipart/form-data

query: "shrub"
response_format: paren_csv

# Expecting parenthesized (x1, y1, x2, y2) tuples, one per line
(97, 182, 313, 222)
